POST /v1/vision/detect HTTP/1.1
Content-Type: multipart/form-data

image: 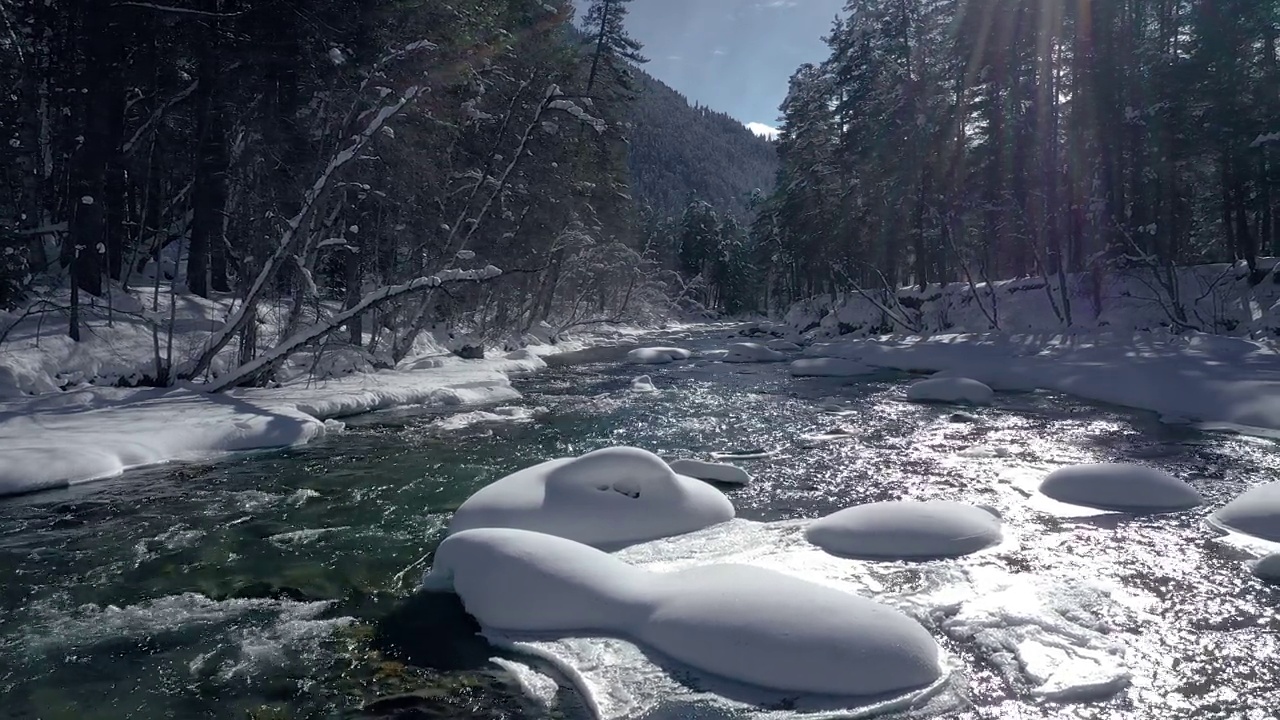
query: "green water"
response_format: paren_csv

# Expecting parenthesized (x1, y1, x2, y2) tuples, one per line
(3, 330, 1279, 719)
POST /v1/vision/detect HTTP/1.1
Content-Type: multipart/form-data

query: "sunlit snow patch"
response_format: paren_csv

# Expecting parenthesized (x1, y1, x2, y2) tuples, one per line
(1038, 463, 1202, 513)
(906, 377, 995, 406)
(447, 446, 735, 547)
(806, 500, 1002, 560)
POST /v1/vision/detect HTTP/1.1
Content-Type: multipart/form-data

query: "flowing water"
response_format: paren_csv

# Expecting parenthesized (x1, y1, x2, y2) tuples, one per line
(2, 329, 1279, 719)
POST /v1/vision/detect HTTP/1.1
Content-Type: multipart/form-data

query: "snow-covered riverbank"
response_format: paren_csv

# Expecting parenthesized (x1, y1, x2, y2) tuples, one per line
(0, 328, 662, 497)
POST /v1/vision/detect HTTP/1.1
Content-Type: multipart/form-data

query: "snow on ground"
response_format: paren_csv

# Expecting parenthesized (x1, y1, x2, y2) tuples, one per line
(799, 332, 1280, 438)
(1037, 464, 1202, 513)
(625, 347, 691, 364)
(0, 283, 655, 496)
(1209, 481, 1280, 542)
(424, 526, 942, 697)
(805, 501, 1003, 560)
(446, 447, 735, 547)
(906, 377, 995, 406)
(665, 459, 751, 485)
(722, 342, 787, 363)
(789, 357, 875, 377)
(459, 519, 1133, 718)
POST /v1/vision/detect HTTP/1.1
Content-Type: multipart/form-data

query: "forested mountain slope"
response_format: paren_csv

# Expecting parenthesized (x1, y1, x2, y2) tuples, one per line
(626, 70, 778, 220)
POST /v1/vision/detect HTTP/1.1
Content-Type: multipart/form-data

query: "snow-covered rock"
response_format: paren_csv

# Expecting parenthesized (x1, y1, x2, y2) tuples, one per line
(625, 347, 691, 365)
(666, 459, 750, 485)
(721, 343, 787, 364)
(790, 357, 874, 377)
(425, 527, 942, 696)
(1038, 463, 1203, 513)
(806, 500, 1003, 560)
(1252, 553, 1280, 582)
(630, 375, 658, 393)
(1210, 481, 1280, 541)
(766, 339, 803, 353)
(447, 446, 735, 547)
(906, 377, 995, 406)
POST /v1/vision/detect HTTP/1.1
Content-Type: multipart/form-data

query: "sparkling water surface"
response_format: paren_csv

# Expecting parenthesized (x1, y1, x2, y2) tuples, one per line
(2, 329, 1278, 719)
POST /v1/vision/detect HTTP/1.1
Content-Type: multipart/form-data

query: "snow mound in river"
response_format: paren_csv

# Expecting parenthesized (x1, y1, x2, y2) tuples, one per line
(666, 459, 751, 485)
(425, 527, 942, 696)
(806, 500, 1003, 560)
(722, 343, 787, 363)
(1210, 480, 1280, 541)
(447, 446, 735, 547)
(629, 375, 658, 393)
(790, 357, 874, 377)
(767, 339, 803, 352)
(625, 347, 690, 365)
(1252, 553, 1280, 582)
(906, 377, 995, 405)
(1039, 463, 1202, 513)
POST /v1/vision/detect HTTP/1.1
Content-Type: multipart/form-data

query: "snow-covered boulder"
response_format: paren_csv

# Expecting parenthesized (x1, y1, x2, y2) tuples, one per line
(790, 358, 874, 377)
(766, 339, 803, 353)
(906, 377, 995, 406)
(721, 343, 787, 364)
(1252, 553, 1280, 582)
(630, 375, 658, 393)
(806, 500, 1003, 560)
(426, 528, 942, 696)
(666, 459, 750, 485)
(447, 447, 735, 547)
(1210, 481, 1280, 541)
(1039, 463, 1203, 513)
(625, 347, 691, 365)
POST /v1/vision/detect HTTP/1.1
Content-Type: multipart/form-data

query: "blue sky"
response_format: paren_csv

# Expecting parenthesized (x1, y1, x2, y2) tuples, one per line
(580, 0, 846, 129)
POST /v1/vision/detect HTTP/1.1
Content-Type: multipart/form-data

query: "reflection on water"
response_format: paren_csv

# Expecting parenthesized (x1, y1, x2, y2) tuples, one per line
(2, 329, 1279, 719)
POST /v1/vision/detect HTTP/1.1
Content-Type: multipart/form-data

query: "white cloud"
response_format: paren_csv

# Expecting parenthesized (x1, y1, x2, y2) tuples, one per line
(712, 48, 727, 56)
(746, 122, 779, 140)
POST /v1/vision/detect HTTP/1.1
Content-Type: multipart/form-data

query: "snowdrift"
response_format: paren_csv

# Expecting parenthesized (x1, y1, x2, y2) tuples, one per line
(425, 527, 942, 696)
(806, 500, 1003, 560)
(447, 447, 735, 547)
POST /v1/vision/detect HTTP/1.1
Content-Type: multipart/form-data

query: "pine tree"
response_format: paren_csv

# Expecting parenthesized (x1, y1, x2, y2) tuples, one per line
(583, 0, 648, 95)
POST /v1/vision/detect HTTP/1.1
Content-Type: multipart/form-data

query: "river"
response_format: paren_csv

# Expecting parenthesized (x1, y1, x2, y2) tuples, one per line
(2, 329, 1278, 719)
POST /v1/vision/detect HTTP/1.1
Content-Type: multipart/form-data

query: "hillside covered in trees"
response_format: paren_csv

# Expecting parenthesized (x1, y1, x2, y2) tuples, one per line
(627, 70, 778, 220)
(751, 0, 1280, 321)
